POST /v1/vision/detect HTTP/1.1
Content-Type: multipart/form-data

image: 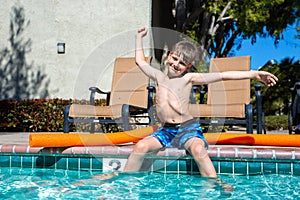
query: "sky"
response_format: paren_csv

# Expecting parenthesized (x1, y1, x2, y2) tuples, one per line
(234, 24, 300, 70)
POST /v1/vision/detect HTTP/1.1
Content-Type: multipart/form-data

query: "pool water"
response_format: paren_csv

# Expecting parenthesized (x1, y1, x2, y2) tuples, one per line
(0, 167, 299, 199)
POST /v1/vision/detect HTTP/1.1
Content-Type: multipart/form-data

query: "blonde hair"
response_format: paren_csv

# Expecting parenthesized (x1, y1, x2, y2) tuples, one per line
(171, 40, 198, 66)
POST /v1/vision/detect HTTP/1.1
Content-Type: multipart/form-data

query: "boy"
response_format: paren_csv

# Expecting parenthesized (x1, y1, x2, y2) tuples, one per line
(123, 27, 277, 177)
(96, 28, 278, 185)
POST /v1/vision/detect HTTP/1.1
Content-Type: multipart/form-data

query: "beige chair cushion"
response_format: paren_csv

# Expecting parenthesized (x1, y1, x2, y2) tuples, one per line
(191, 56, 251, 118)
(69, 104, 123, 119)
(189, 103, 245, 118)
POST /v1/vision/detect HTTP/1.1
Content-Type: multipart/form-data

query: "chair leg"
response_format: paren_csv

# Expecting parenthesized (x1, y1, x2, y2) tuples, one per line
(122, 104, 130, 131)
(63, 105, 70, 133)
(288, 109, 293, 134)
(148, 106, 156, 126)
(90, 118, 95, 133)
(254, 84, 263, 134)
(245, 104, 253, 134)
(262, 112, 267, 134)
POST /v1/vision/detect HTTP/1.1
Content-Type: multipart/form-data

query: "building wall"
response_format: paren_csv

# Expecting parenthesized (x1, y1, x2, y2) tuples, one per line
(0, 0, 152, 99)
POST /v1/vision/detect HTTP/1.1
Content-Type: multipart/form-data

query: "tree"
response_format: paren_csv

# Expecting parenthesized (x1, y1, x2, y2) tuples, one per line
(171, 1, 300, 117)
(175, 0, 300, 58)
(251, 57, 300, 115)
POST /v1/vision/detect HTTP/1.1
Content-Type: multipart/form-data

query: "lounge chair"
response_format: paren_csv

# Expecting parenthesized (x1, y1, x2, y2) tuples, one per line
(288, 81, 300, 134)
(189, 56, 263, 133)
(63, 57, 154, 133)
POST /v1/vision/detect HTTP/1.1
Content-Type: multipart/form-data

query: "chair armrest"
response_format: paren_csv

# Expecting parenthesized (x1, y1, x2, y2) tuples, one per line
(89, 87, 111, 106)
(147, 85, 156, 92)
(294, 82, 300, 92)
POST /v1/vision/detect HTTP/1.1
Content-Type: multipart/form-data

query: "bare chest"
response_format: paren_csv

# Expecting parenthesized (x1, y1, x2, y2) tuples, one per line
(156, 77, 191, 100)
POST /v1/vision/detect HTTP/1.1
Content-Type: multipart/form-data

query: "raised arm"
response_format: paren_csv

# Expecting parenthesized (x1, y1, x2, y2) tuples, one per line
(135, 28, 148, 67)
(135, 28, 161, 80)
(187, 70, 278, 87)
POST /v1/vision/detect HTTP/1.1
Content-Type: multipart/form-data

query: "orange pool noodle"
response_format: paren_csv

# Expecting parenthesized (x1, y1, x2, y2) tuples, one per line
(30, 125, 300, 147)
(29, 125, 160, 147)
(204, 133, 300, 147)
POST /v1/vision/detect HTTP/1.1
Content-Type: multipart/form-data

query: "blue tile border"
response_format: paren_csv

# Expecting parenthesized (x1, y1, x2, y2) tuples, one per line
(1, 153, 299, 176)
(1, 144, 300, 175)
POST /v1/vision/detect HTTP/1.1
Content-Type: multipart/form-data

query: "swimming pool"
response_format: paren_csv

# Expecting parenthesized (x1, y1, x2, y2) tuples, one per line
(1, 167, 300, 199)
(1, 144, 300, 199)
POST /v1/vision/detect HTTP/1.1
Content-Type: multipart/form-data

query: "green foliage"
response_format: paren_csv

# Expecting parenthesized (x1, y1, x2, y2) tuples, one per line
(265, 115, 288, 131)
(228, 0, 291, 38)
(182, 0, 300, 57)
(184, 21, 200, 42)
(0, 98, 106, 132)
(0, 99, 69, 132)
(251, 58, 300, 115)
(192, 60, 209, 73)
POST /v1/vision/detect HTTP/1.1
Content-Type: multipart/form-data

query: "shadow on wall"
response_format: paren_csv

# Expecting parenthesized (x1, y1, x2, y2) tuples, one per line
(0, 4, 50, 100)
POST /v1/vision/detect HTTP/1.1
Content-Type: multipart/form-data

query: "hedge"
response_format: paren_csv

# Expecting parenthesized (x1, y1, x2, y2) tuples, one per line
(265, 115, 288, 131)
(0, 98, 105, 132)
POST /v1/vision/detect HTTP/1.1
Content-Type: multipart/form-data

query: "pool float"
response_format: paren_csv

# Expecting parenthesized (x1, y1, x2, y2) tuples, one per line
(204, 133, 300, 147)
(29, 125, 160, 147)
(29, 125, 300, 147)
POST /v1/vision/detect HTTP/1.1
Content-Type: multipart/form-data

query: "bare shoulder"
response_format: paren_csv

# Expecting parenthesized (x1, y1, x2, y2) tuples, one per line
(184, 72, 222, 85)
(183, 72, 205, 84)
(183, 72, 195, 81)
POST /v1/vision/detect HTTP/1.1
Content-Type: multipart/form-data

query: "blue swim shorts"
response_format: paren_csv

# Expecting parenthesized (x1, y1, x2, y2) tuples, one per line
(151, 119, 208, 150)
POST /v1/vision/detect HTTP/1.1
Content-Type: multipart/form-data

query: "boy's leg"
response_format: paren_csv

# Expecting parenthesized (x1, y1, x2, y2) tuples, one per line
(184, 138, 234, 192)
(184, 138, 217, 178)
(93, 136, 162, 180)
(123, 136, 163, 172)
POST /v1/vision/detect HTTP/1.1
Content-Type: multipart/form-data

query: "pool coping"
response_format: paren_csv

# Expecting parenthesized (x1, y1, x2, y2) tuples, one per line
(1, 143, 300, 161)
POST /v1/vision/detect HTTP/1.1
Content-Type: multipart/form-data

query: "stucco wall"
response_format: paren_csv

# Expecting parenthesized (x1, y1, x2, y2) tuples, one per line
(0, 0, 152, 100)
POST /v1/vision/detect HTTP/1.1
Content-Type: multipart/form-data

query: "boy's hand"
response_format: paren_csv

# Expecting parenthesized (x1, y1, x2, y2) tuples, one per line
(137, 27, 148, 38)
(255, 71, 278, 87)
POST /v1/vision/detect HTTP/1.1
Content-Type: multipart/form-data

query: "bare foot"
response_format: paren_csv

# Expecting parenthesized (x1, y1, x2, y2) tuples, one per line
(93, 172, 119, 180)
(216, 178, 234, 192)
(220, 182, 234, 192)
